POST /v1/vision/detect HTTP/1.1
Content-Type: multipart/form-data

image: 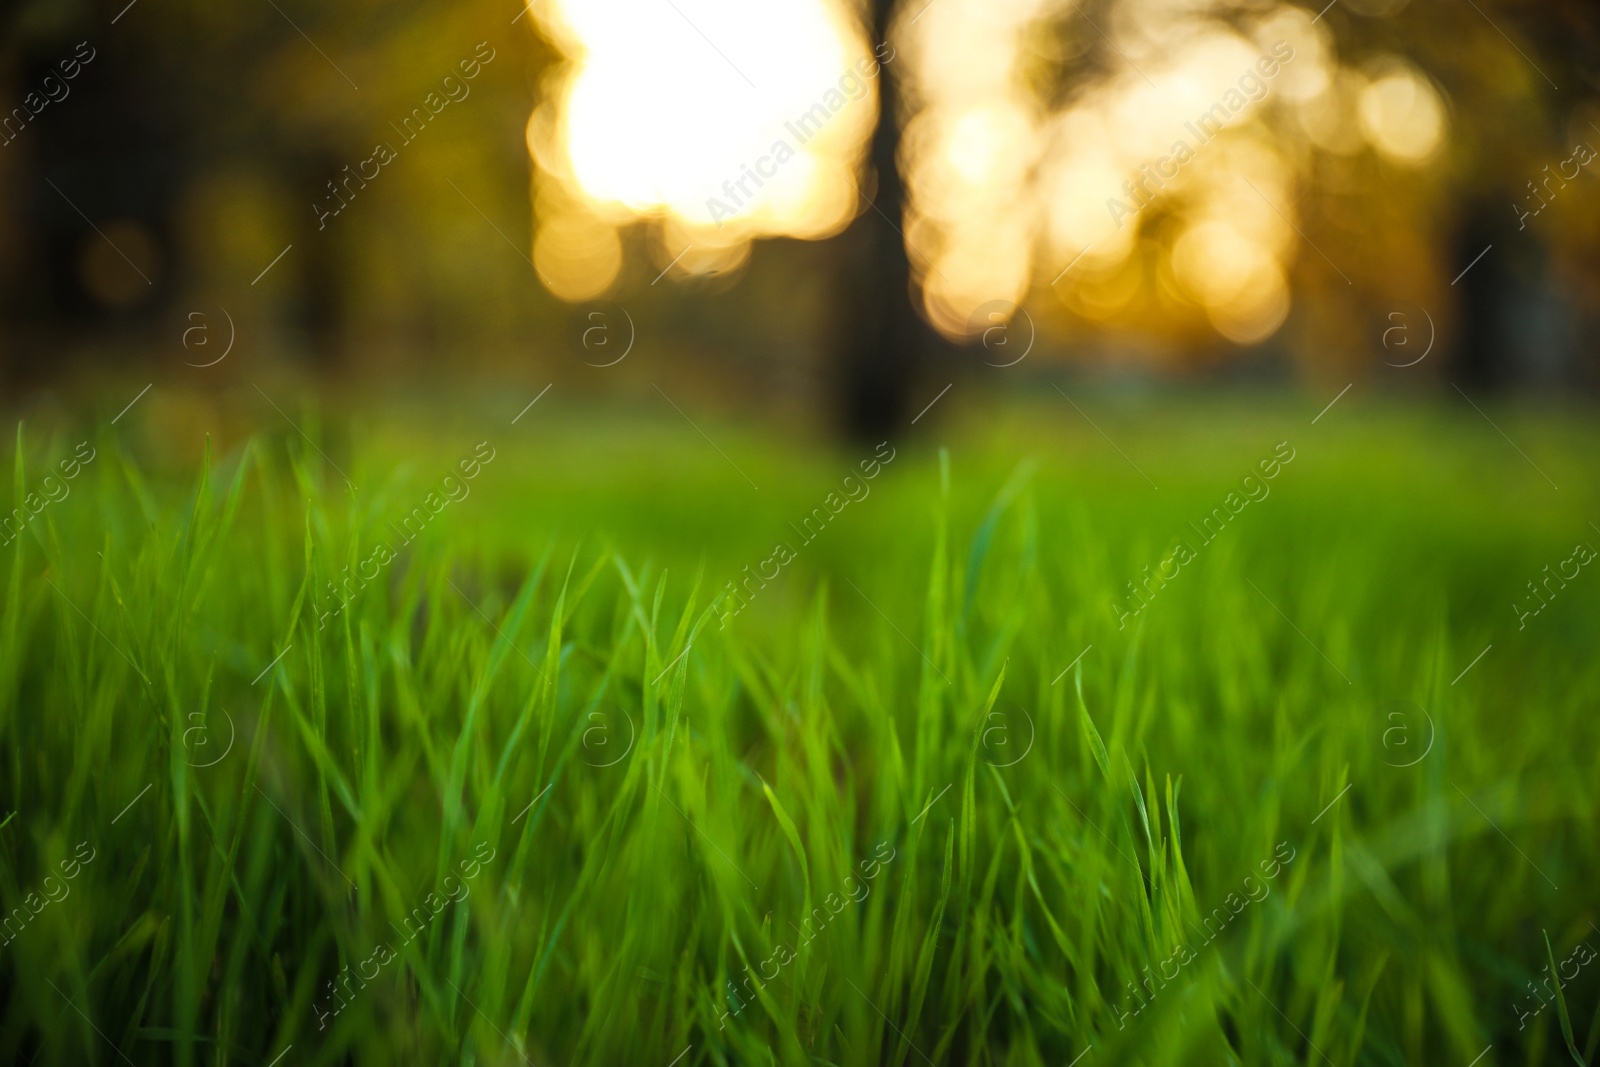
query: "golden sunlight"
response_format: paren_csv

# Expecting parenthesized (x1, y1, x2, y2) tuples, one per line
(526, 0, 879, 299)
(895, 0, 1444, 347)
(1358, 59, 1446, 165)
(528, 0, 1448, 346)
(900, 0, 1319, 343)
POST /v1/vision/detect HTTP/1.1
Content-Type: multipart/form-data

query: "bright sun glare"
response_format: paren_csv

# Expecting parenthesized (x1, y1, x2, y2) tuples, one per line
(528, 0, 876, 300)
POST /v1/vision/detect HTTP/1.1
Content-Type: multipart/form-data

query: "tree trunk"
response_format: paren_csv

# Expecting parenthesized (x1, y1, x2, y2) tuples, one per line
(833, 0, 923, 442)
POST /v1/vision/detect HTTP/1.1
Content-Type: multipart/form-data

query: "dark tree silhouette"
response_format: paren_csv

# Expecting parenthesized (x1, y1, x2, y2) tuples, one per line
(1377, 0, 1600, 388)
(832, 0, 925, 442)
(2, 27, 179, 377)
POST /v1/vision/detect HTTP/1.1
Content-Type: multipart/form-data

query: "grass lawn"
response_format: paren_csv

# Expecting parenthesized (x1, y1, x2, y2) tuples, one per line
(1, 389, 1596, 1065)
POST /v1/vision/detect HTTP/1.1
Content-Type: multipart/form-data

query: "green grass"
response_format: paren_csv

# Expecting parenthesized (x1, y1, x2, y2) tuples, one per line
(2, 390, 1598, 1065)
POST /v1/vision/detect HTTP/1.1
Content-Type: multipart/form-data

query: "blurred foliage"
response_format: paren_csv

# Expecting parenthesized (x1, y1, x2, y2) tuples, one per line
(0, 0, 1596, 393)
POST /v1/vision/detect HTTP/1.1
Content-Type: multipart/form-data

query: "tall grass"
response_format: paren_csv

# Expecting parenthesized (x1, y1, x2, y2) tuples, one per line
(0, 395, 1596, 1065)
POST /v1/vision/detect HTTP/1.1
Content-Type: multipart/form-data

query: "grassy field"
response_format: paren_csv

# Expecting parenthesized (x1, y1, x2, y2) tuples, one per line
(1, 388, 1597, 1065)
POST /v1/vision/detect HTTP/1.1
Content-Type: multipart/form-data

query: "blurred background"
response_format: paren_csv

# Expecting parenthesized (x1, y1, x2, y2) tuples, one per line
(0, 0, 1597, 438)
